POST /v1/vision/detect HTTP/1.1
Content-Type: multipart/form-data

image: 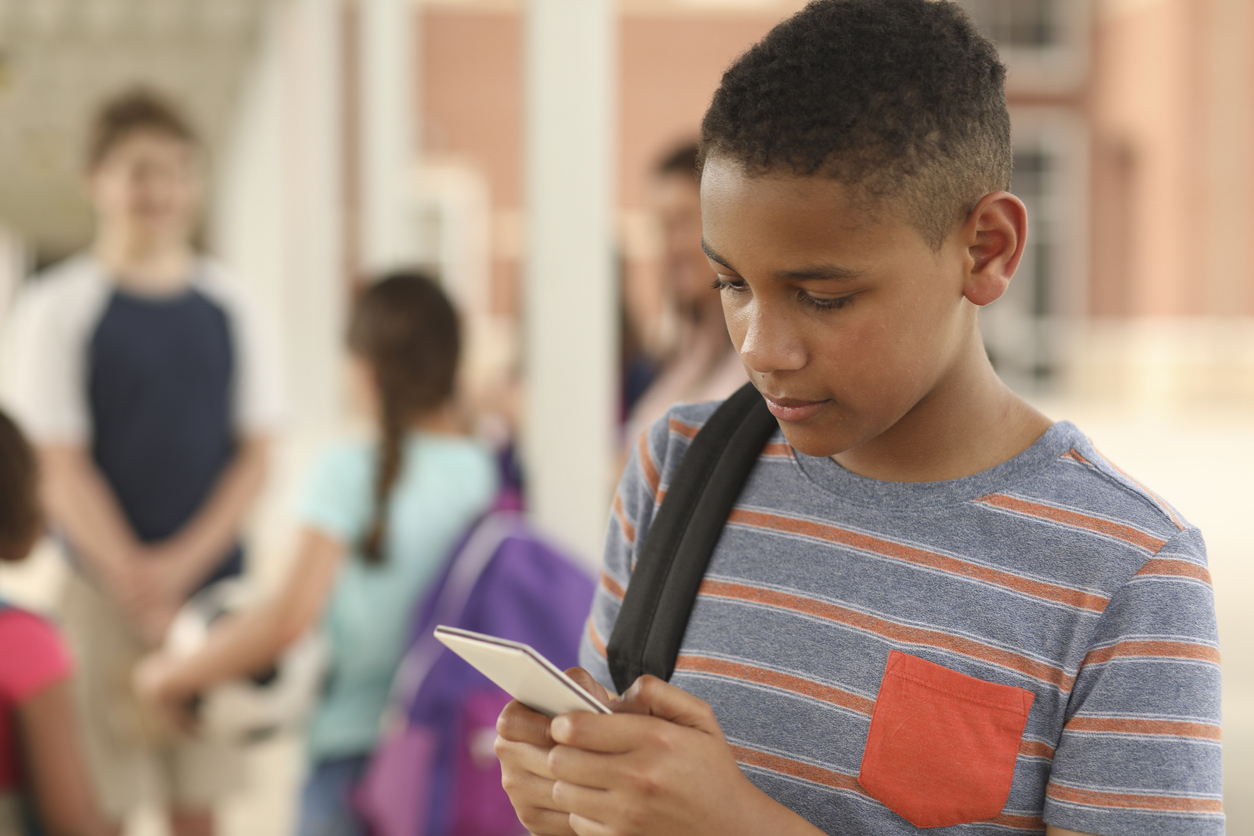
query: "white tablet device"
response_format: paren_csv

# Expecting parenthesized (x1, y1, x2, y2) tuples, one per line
(434, 626, 612, 717)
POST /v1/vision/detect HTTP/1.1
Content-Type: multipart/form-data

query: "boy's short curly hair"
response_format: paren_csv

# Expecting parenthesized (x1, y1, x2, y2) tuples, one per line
(700, 0, 1011, 249)
(86, 88, 199, 170)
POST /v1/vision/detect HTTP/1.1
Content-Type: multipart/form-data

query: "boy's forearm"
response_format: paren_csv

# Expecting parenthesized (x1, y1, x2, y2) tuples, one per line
(156, 603, 289, 697)
(39, 445, 143, 578)
(159, 434, 270, 590)
(729, 783, 831, 836)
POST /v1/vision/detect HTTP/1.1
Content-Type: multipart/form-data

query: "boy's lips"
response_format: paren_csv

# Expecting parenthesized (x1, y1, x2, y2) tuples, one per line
(761, 393, 829, 423)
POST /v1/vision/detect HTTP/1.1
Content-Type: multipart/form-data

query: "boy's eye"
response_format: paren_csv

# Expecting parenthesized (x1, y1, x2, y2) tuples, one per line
(800, 292, 852, 312)
(711, 276, 747, 293)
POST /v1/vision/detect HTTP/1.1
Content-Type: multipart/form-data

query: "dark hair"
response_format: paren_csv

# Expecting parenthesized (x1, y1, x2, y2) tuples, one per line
(0, 410, 41, 564)
(348, 270, 461, 564)
(700, 0, 1011, 248)
(655, 141, 700, 181)
(86, 88, 199, 170)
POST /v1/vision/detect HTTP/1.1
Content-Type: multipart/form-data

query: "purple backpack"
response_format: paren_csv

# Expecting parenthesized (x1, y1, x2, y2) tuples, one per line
(355, 506, 595, 836)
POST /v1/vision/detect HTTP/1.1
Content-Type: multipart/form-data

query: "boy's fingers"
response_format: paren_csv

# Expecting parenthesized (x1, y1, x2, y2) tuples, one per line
(503, 771, 578, 836)
(546, 743, 624, 789)
(500, 767, 561, 811)
(564, 666, 614, 706)
(497, 699, 555, 746)
(617, 675, 722, 734)
(521, 809, 580, 836)
(551, 780, 614, 827)
(495, 736, 557, 780)
(567, 813, 613, 836)
(550, 710, 683, 755)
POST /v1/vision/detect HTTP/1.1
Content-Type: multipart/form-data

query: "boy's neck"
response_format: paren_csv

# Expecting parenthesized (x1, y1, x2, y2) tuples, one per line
(831, 336, 1052, 484)
(93, 234, 195, 294)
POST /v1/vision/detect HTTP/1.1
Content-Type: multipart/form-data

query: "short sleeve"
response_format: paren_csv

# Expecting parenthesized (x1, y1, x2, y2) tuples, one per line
(0, 265, 107, 444)
(1045, 526, 1225, 836)
(0, 609, 72, 704)
(580, 409, 670, 694)
(296, 444, 373, 548)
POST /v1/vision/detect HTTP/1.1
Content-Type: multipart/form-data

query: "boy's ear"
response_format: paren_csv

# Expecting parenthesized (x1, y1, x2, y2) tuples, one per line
(960, 191, 1027, 307)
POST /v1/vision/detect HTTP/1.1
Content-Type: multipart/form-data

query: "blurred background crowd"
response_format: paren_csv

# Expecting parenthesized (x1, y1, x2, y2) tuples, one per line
(0, 0, 1249, 833)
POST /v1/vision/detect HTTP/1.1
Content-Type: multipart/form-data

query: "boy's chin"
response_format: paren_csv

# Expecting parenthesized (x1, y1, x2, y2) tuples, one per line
(774, 422, 850, 460)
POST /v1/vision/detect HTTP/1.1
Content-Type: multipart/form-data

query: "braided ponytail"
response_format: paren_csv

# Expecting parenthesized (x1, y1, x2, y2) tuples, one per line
(360, 385, 407, 564)
(347, 271, 461, 566)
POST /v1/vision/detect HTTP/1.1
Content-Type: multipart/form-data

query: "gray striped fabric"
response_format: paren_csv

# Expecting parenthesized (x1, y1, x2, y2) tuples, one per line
(582, 401, 1223, 836)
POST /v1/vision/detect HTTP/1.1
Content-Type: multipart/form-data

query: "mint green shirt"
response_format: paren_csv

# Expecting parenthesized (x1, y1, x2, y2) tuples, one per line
(296, 433, 498, 762)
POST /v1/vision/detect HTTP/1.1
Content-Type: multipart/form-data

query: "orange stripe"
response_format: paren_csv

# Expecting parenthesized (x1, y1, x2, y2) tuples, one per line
(733, 745, 1046, 830)
(1019, 739, 1055, 760)
(668, 418, 699, 439)
(1134, 557, 1212, 584)
(1047, 783, 1223, 815)
(975, 494, 1167, 552)
(1090, 447, 1187, 532)
(730, 745, 866, 795)
(668, 419, 788, 457)
(675, 655, 875, 715)
(599, 571, 625, 601)
(612, 494, 636, 545)
(585, 617, 607, 658)
(1062, 448, 1092, 466)
(700, 579, 1074, 691)
(727, 508, 1107, 613)
(1065, 716, 1221, 741)
(987, 812, 1047, 831)
(638, 432, 660, 497)
(1081, 639, 1221, 667)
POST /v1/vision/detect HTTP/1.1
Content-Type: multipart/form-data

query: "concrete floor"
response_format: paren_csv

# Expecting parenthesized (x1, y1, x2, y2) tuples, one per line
(1, 399, 1249, 836)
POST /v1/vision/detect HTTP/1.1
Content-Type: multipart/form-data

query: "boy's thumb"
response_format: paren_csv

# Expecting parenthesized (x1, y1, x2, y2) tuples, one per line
(617, 675, 720, 734)
(564, 666, 616, 706)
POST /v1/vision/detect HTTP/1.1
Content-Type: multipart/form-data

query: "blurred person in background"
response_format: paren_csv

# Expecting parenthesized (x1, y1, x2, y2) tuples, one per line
(135, 272, 499, 836)
(0, 90, 282, 836)
(0, 408, 106, 836)
(620, 142, 747, 455)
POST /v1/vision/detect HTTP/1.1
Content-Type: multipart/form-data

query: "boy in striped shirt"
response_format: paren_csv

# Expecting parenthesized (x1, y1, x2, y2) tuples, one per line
(495, 2, 1224, 835)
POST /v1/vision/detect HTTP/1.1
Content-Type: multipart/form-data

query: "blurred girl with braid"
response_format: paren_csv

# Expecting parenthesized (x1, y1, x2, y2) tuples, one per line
(135, 271, 499, 836)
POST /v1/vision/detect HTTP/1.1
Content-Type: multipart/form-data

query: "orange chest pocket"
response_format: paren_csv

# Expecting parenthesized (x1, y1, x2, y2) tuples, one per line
(857, 651, 1035, 829)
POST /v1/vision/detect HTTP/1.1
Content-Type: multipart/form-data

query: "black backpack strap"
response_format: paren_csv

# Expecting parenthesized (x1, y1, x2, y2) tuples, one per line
(607, 382, 777, 694)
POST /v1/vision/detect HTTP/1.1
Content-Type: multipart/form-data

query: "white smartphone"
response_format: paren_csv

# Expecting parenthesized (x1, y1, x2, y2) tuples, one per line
(434, 626, 612, 717)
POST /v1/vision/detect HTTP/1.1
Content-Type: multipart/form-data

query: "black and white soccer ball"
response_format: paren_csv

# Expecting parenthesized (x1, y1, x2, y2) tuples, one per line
(164, 578, 328, 743)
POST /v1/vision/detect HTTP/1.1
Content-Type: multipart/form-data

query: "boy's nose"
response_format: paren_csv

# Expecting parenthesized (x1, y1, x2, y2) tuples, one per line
(735, 307, 806, 375)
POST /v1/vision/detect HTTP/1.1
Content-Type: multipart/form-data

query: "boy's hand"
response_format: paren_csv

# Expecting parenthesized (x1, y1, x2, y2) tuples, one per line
(133, 542, 202, 602)
(495, 668, 615, 836)
(133, 652, 200, 735)
(547, 676, 789, 836)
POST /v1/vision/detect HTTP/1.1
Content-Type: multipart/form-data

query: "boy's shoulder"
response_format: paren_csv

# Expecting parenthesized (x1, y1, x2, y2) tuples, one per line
(19, 254, 109, 309)
(638, 400, 1195, 555)
(4, 255, 113, 352)
(1021, 424, 1195, 543)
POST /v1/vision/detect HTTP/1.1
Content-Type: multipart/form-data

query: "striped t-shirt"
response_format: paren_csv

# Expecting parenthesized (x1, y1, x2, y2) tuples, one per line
(581, 402, 1223, 836)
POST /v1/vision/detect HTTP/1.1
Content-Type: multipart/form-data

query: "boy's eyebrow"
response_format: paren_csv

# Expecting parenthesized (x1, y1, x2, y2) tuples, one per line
(701, 238, 865, 281)
(701, 238, 733, 269)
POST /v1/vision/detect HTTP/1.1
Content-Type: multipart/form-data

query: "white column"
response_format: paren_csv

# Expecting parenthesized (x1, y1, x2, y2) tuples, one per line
(212, 0, 344, 430)
(0, 226, 27, 326)
(522, 0, 618, 567)
(358, 0, 419, 274)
